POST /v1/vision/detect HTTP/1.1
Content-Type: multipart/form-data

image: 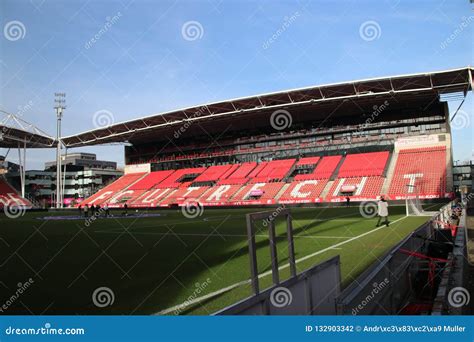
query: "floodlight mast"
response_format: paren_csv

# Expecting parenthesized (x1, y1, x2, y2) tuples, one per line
(54, 93, 66, 208)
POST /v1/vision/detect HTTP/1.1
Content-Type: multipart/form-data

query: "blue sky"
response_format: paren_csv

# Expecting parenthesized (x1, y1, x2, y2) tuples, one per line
(0, 0, 472, 169)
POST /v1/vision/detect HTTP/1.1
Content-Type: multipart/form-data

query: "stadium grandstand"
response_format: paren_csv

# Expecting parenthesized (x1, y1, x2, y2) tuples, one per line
(62, 67, 473, 209)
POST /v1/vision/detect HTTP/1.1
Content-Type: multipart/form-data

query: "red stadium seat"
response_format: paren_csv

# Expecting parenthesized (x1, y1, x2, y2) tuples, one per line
(0, 179, 32, 208)
(248, 159, 295, 182)
(322, 152, 390, 201)
(296, 156, 320, 166)
(131, 188, 175, 207)
(193, 165, 234, 182)
(81, 173, 146, 206)
(226, 162, 257, 179)
(326, 176, 385, 201)
(217, 178, 249, 185)
(200, 184, 243, 204)
(294, 155, 341, 180)
(228, 182, 285, 204)
(278, 179, 328, 203)
(160, 186, 211, 205)
(79, 145, 448, 207)
(219, 164, 239, 180)
(246, 162, 268, 178)
(158, 167, 206, 187)
(337, 151, 389, 177)
(128, 170, 174, 190)
(388, 146, 447, 199)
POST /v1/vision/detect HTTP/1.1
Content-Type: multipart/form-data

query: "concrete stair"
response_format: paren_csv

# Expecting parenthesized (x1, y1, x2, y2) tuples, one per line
(274, 183, 291, 201)
(381, 150, 398, 195)
(320, 180, 334, 200)
(330, 155, 346, 181)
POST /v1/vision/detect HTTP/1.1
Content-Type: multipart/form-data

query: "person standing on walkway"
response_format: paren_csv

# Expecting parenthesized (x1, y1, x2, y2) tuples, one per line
(376, 196, 389, 227)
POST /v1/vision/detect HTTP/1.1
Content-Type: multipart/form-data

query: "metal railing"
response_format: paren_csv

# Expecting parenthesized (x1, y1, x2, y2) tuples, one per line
(216, 208, 341, 315)
(337, 202, 459, 315)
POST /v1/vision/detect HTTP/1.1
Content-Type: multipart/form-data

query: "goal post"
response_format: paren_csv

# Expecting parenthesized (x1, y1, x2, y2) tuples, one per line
(405, 184, 437, 216)
(405, 184, 421, 216)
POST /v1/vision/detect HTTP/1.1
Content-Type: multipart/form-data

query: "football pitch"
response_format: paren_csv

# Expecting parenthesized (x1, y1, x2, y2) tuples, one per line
(0, 204, 442, 315)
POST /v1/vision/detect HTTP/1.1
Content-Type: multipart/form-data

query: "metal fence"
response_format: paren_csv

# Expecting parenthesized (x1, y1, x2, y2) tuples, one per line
(216, 256, 341, 315)
(432, 210, 469, 315)
(337, 202, 457, 315)
(216, 208, 341, 315)
(336, 222, 434, 315)
(217, 203, 464, 315)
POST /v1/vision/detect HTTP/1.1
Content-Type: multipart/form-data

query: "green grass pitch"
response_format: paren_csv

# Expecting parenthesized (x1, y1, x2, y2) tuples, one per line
(0, 204, 440, 315)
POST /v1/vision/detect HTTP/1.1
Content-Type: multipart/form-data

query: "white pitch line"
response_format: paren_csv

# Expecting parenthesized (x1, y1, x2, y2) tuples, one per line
(94, 230, 351, 239)
(91, 214, 362, 233)
(155, 216, 408, 315)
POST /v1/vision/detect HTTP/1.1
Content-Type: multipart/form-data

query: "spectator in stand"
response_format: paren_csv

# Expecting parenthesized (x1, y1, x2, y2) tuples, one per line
(83, 204, 89, 218)
(376, 196, 389, 227)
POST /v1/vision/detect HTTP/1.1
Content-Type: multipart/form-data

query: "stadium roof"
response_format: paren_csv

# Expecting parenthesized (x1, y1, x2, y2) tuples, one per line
(0, 112, 55, 148)
(47, 66, 474, 147)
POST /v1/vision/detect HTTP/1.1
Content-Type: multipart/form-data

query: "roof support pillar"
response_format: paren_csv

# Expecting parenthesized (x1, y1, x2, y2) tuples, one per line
(17, 140, 26, 198)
